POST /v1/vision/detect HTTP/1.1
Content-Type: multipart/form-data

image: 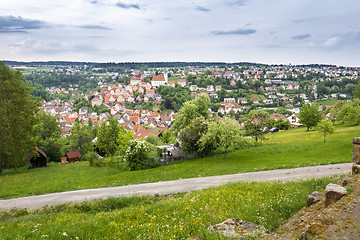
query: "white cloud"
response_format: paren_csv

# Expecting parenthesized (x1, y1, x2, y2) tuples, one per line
(0, 0, 359, 66)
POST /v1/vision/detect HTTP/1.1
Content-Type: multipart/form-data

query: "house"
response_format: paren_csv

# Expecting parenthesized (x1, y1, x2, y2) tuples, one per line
(287, 114, 303, 128)
(151, 75, 166, 87)
(270, 113, 287, 121)
(251, 97, 259, 104)
(146, 89, 155, 98)
(209, 93, 218, 99)
(63, 151, 81, 164)
(134, 128, 162, 139)
(129, 115, 140, 124)
(263, 99, 273, 105)
(29, 146, 47, 168)
(167, 81, 175, 87)
(215, 85, 222, 92)
(190, 85, 198, 92)
(91, 97, 103, 107)
(207, 85, 214, 92)
(130, 76, 141, 85)
(178, 78, 187, 87)
(238, 98, 248, 104)
(224, 98, 236, 104)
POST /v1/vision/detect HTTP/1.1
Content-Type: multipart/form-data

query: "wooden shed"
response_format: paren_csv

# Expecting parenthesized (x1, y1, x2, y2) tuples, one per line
(64, 151, 81, 163)
(29, 146, 47, 168)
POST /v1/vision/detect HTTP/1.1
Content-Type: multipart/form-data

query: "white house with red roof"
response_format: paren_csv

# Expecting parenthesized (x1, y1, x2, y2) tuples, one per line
(151, 75, 166, 87)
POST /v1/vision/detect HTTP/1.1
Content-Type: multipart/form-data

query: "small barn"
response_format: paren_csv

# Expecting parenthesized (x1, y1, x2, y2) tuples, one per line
(29, 146, 47, 168)
(63, 151, 81, 164)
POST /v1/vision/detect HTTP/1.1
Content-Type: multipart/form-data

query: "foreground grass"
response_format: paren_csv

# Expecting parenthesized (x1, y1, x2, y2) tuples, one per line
(0, 125, 358, 199)
(0, 177, 340, 240)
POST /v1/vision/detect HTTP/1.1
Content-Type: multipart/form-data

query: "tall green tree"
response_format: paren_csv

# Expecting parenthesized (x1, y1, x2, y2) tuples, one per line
(199, 118, 243, 159)
(0, 62, 39, 174)
(96, 117, 133, 156)
(33, 111, 63, 162)
(172, 95, 211, 154)
(172, 94, 210, 133)
(298, 103, 322, 131)
(316, 119, 335, 143)
(66, 122, 95, 155)
(353, 80, 360, 99)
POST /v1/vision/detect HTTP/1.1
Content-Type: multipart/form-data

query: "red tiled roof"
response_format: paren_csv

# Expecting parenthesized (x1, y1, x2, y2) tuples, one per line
(134, 128, 161, 139)
(129, 115, 139, 122)
(152, 75, 165, 81)
(66, 151, 81, 159)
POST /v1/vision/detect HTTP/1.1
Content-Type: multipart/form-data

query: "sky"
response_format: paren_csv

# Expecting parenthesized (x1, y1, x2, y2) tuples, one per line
(1, 0, 360, 66)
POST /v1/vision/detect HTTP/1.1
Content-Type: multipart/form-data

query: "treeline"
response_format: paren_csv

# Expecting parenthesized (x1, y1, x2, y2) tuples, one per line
(6, 61, 259, 69)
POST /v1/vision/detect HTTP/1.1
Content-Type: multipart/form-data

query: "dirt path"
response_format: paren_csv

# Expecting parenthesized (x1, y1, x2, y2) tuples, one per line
(0, 163, 352, 210)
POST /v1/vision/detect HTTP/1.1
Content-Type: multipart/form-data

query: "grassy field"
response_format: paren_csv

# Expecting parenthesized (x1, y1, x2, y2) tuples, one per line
(316, 98, 339, 105)
(0, 125, 358, 199)
(0, 177, 341, 239)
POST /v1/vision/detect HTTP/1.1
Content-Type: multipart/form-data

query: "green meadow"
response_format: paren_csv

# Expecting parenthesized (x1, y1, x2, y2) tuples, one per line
(0, 177, 341, 239)
(0, 125, 357, 199)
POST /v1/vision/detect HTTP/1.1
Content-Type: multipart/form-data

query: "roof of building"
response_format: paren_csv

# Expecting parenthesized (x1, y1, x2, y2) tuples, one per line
(134, 128, 161, 139)
(66, 151, 81, 159)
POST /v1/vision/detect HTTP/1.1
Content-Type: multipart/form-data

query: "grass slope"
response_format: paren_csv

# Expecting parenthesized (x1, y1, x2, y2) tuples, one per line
(0, 125, 358, 199)
(0, 177, 341, 239)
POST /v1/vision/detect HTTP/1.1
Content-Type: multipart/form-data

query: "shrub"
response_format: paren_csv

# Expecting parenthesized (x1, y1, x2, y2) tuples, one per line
(124, 139, 151, 171)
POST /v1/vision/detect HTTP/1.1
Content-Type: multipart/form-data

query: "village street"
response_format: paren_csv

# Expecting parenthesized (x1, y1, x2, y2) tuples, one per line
(0, 163, 352, 210)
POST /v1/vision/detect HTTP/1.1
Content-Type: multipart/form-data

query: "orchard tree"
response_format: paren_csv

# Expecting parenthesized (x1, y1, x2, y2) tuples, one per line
(317, 119, 335, 143)
(199, 118, 243, 159)
(274, 118, 291, 130)
(337, 100, 360, 126)
(0, 62, 39, 173)
(299, 103, 322, 131)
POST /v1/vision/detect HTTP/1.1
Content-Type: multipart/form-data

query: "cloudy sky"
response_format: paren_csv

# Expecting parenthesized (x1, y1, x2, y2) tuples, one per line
(1, 0, 359, 66)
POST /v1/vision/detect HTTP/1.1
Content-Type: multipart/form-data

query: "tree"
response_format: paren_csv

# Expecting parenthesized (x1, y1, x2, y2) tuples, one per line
(0, 62, 39, 174)
(33, 111, 63, 162)
(274, 118, 291, 130)
(337, 100, 360, 126)
(172, 95, 211, 154)
(96, 117, 133, 156)
(353, 80, 360, 99)
(172, 94, 210, 133)
(298, 103, 322, 131)
(67, 122, 95, 155)
(177, 116, 210, 154)
(316, 120, 335, 143)
(243, 110, 270, 141)
(123, 139, 150, 171)
(199, 118, 243, 159)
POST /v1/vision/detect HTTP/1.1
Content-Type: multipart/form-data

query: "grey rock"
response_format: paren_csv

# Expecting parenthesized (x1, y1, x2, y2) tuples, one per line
(324, 183, 347, 207)
(208, 218, 269, 238)
(352, 163, 360, 175)
(306, 191, 321, 207)
(342, 177, 350, 186)
(352, 145, 360, 164)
